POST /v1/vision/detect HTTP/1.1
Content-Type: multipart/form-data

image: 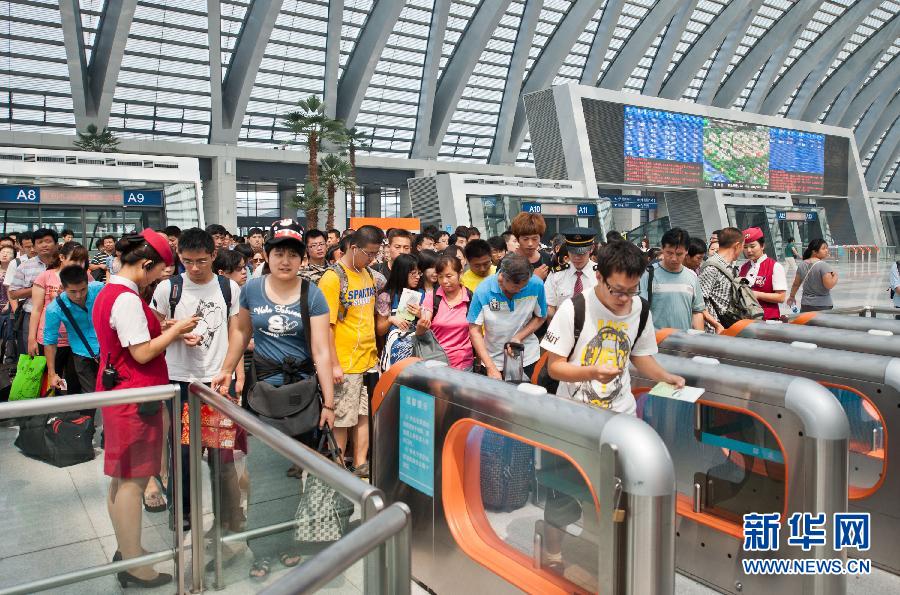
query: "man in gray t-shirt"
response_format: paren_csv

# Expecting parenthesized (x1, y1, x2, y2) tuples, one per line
(639, 228, 706, 331)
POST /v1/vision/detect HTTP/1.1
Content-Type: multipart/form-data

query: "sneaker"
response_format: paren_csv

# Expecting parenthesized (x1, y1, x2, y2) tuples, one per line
(352, 462, 370, 478)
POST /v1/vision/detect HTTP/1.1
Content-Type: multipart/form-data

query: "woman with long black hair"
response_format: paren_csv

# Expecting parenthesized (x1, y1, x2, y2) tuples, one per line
(92, 230, 199, 588)
(788, 238, 838, 313)
(375, 253, 425, 370)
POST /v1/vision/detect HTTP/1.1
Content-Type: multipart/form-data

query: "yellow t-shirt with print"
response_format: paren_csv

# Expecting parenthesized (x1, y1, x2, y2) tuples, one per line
(461, 265, 496, 293)
(319, 263, 378, 374)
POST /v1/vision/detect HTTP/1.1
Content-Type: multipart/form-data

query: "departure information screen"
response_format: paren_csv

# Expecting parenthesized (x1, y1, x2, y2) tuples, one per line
(583, 98, 848, 196)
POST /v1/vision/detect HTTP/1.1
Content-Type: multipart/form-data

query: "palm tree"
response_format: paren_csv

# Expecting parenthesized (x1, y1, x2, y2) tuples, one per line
(74, 124, 120, 152)
(292, 181, 328, 228)
(282, 96, 346, 201)
(343, 127, 370, 218)
(319, 153, 353, 230)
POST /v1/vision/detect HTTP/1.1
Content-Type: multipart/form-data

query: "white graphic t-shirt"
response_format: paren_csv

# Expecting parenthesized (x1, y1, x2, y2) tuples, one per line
(151, 274, 241, 382)
(541, 293, 657, 414)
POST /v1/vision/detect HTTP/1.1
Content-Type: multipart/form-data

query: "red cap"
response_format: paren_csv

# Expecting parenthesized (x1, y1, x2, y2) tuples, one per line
(742, 227, 764, 243)
(140, 228, 174, 267)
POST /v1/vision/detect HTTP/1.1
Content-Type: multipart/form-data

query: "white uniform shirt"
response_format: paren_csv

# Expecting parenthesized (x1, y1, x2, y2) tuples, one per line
(741, 254, 787, 291)
(108, 276, 152, 347)
(544, 263, 598, 308)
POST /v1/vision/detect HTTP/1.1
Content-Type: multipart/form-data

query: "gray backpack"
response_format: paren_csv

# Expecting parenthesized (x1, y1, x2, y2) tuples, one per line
(701, 258, 764, 327)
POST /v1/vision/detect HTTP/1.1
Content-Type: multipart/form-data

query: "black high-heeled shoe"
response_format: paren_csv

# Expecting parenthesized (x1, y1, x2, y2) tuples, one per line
(113, 551, 172, 588)
(117, 571, 172, 589)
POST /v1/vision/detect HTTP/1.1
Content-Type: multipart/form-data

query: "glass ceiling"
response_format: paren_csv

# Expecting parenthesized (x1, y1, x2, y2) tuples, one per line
(1, 0, 898, 190)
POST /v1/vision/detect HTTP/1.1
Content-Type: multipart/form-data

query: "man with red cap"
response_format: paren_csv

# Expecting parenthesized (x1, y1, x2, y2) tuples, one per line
(738, 227, 786, 320)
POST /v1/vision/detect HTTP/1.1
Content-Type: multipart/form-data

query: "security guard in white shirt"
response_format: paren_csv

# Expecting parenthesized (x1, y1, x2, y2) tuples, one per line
(545, 227, 598, 319)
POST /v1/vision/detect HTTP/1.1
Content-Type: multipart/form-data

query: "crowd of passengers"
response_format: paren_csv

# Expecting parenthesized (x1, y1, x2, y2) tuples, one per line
(0, 214, 851, 585)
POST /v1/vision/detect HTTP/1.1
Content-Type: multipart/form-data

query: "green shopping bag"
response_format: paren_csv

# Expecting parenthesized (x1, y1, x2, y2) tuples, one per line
(9, 355, 48, 401)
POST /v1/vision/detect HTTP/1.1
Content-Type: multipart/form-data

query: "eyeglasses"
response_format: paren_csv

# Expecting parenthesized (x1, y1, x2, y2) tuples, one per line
(307, 242, 326, 249)
(409, 270, 422, 277)
(251, 257, 265, 263)
(357, 247, 380, 260)
(603, 279, 641, 298)
(181, 258, 211, 268)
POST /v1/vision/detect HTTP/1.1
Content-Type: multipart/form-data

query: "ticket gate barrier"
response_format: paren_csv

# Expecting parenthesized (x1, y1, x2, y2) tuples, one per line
(831, 305, 900, 318)
(655, 328, 900, 573)
(371, 359, 677, 595)
(632, 354, 850, 595)
(724, 320, 900, 359)
(791, 311, 900, 335)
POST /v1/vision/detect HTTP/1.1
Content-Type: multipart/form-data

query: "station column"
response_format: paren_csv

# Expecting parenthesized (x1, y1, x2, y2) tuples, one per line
(202, 155, 238, 231)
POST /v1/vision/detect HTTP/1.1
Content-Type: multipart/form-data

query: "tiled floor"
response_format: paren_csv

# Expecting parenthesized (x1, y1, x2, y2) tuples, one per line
(0, 258, 898, 594)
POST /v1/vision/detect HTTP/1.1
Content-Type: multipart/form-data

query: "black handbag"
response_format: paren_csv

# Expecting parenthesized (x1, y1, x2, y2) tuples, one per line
(247, 279, 321, 437)
(15, 412, 96, 467)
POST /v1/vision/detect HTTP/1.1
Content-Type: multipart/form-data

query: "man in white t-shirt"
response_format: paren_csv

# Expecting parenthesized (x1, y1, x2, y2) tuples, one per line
(541, 240, 684, 415)
(150, 227, 243, 530)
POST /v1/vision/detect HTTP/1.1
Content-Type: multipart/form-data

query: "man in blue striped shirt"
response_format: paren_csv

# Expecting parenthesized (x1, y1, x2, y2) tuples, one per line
(43, 265, 103, 393)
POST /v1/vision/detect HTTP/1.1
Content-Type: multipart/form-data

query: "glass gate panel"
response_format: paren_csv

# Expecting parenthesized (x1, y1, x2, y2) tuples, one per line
(38, 209, 84, 243)
(0, 208, 41, 235)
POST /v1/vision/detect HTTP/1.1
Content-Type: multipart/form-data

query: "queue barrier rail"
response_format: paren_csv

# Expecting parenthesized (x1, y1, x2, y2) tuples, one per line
(0, 383, 412, 595)
(830, 305, 900, 319)
(371, 358, 677, 595)
(790, 310, 900, 335)
(656, 328, 900, 573)
(724, 320, 900, 359)
(631, 354, 850, 595)
(260, 502, 412, 595)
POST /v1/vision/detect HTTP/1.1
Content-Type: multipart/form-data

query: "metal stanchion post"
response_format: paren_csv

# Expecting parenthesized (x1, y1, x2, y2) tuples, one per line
(211, 449, 224, 589)
(188, 391, 203, 593)
(172, 388, 186, 594)
(386, 504, 412, 595)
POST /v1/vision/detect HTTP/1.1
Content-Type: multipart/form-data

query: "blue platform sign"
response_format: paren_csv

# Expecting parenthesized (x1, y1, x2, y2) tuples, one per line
(0, 186, 40, 204)
(577, 204, 597, 217)
(603, 194, 657, 210)
(482, 196, 498, 209)
(398, 386, 435, 497)
(123, 189, 163, 207)
(776, 211, 818, 222)
(521, 202, 542, 214)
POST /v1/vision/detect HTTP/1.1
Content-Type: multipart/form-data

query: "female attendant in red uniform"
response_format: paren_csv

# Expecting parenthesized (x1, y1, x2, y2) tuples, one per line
(92, 230, 199, 588)
(738, 227, 787, 320)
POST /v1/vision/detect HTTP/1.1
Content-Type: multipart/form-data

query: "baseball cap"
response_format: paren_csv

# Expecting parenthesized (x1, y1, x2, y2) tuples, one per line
(265, 219, 305, 252)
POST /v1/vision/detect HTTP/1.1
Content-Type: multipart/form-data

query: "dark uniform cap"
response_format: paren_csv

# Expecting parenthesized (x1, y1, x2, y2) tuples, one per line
(562, 227, 596, 255)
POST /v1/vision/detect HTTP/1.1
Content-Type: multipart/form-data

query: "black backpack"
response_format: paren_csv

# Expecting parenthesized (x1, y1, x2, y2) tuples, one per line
(431, 287, 473, 319)
(534, 293, 650, 394)
(167, 273, 233, 318)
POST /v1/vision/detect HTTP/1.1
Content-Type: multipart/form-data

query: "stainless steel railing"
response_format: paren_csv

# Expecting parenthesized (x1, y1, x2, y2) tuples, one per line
(0, 382, 412, 595)
(0, 384, 184, 595)
(260, 502, 412, 595)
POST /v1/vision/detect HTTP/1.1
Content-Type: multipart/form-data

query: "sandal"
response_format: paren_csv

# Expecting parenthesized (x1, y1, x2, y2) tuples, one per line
(249, 558, 271, 582)
(279, 552, 302, 568)
(143, 489, 167, 514)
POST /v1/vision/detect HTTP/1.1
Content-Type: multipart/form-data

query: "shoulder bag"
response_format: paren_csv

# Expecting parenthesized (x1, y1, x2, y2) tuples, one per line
(247, 279, 322, 437)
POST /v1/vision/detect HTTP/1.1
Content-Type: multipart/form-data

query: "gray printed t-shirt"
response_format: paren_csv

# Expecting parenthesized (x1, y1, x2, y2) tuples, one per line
(796, 260, 834, 308)
(239, 276, 329, 386)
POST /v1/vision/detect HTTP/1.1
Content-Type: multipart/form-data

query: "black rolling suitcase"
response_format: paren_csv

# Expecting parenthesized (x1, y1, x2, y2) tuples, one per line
(479, 343, 535, 512)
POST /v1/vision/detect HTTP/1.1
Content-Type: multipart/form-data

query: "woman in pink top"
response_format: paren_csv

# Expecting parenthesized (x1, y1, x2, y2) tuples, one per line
(28, 242, 89, 387)
(420, 254, 474, 371)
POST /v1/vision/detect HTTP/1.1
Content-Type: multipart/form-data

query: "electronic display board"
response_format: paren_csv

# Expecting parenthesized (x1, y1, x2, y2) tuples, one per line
(582, 98, 849, 196)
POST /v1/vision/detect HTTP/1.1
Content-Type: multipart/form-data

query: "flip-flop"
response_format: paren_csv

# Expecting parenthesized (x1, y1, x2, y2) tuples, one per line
(249, 558, 271, 582)
(143, 491, 167, 513)
(279, 552, 302, 568)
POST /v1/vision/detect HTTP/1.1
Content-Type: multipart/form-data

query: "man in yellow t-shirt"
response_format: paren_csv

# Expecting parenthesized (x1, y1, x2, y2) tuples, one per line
(318, 225, 385, 478)
(460, 239, 496, 292)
